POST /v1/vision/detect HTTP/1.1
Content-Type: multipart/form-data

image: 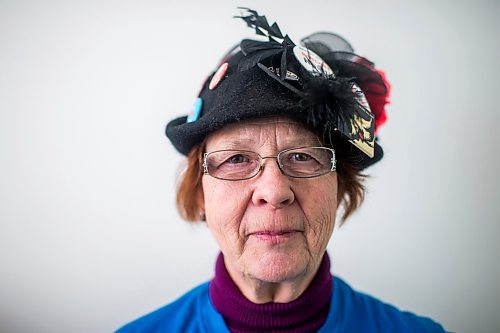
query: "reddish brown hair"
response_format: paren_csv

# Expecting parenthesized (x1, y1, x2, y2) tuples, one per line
(176, 144, 366, 224)
(176, 146, 205, 221)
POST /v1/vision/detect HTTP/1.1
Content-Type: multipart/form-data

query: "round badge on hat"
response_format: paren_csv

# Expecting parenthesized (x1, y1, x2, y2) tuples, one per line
(293, 46, 334, 77)
(187, 97, 203, 123)
(209, 62, 229, 90)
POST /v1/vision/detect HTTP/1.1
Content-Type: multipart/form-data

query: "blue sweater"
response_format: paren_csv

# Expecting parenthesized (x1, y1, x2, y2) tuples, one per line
(117, 277, 447, 332)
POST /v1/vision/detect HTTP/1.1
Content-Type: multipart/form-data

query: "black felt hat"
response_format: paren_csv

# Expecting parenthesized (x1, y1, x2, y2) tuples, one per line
(166, 8, 390, 170)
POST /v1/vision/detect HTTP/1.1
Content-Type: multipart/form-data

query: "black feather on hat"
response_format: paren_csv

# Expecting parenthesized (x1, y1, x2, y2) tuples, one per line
(166, 8, 391, 170)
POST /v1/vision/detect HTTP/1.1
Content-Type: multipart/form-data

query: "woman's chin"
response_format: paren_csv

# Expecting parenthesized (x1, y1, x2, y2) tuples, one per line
(246, 250, 310, 284)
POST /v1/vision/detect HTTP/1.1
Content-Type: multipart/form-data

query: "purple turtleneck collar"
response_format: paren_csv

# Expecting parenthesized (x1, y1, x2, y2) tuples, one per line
(209, 252, 332, 333)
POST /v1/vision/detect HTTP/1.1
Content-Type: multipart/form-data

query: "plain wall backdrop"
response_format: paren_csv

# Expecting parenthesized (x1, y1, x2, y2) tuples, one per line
(1, 0, 499, 332)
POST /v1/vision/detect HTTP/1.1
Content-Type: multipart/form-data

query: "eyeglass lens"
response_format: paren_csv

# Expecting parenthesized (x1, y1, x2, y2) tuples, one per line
(204, 147, 335, 181)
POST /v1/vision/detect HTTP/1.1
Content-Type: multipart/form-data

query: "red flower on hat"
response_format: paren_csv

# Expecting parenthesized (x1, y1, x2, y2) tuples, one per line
(361, 69, 391, 135)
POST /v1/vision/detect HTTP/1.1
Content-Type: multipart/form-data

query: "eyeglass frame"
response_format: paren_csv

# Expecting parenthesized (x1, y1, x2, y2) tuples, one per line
(202, 146, 336, 181)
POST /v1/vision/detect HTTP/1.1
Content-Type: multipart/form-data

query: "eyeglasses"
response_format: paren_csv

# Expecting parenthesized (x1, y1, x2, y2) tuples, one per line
(202, 146, 336, 181)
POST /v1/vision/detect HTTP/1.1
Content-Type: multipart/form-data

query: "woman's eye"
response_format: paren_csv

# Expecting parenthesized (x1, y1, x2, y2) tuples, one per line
(291, 153, 312, 162)
(226, 154, 249, 164)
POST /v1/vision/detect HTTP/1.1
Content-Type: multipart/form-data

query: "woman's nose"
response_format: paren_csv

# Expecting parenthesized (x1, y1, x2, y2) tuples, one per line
(251, 159, 295, 208)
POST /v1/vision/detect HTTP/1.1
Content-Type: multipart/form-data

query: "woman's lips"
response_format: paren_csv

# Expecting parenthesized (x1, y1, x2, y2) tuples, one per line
(251, 230, 300, 243)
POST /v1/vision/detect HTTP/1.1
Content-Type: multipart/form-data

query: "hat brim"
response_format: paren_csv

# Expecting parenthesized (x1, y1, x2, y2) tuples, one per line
(165, 65, 383, 169)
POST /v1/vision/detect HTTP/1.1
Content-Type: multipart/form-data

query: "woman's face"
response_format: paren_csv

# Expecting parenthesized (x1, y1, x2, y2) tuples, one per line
(200, 118, 338, 285)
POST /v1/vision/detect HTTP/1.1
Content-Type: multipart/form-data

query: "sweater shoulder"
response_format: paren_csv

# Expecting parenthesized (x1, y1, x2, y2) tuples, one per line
(115, 282, 219, 333)
(327, 277, 448, 333)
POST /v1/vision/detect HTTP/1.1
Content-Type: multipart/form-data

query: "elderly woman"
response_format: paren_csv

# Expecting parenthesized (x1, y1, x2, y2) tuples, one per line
(117, 9, 446, 333)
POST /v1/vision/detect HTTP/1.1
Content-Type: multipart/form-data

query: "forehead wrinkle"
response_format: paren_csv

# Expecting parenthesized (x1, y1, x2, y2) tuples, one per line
(206, 117, 321, 152)
(275, 122, 321, 149)
(206, 127, 256, 150)
(213, 138, 256, 150)
(207, 123, 275, 151)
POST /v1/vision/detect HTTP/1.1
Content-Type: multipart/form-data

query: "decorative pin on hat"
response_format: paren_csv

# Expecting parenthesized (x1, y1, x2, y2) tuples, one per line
(186, 97, 203, 123)
(293, 46, 334, 77)
(209, 62, 229, 90)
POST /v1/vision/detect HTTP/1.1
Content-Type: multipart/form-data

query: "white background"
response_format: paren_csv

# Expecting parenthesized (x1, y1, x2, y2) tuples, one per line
(1, 1, 499, 332)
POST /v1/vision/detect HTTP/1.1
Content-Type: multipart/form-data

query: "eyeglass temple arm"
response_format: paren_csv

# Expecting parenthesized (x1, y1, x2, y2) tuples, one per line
(202, 153, 209, 174)
(331, 150, 336, 172)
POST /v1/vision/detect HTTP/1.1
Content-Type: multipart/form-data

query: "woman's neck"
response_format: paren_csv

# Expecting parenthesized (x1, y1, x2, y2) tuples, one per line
(223, 256, 320, 303)
(209, 252, 332, 333)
